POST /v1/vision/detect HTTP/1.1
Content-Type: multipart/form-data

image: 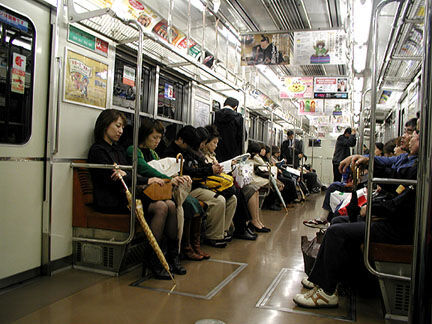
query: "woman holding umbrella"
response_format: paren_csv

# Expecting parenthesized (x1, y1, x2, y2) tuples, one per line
(88, 109, 185, 280)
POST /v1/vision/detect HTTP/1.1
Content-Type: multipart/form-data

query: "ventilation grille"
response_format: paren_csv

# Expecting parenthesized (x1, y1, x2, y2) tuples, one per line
(103, 246, 114, 268)
(394, 283, 410, 312)
(76, 242, 82, 262)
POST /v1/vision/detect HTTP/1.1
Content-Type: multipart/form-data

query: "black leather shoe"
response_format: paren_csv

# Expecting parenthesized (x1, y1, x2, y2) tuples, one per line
(248, 223, 271, 233)
(205, 239, 227, 248)
(233, 229, 257, 240)
(149, 263, 172, 280)
(169, 255, 187, 275)
(224, 234, 233, 242)
(246, 227, 258, 237)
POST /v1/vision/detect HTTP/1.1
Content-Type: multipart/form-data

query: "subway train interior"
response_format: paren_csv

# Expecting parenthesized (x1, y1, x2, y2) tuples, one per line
(0, 0, 431, 323)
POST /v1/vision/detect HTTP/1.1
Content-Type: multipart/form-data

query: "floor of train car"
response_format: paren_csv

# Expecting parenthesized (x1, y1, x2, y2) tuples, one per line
(1, 193, 389, 324)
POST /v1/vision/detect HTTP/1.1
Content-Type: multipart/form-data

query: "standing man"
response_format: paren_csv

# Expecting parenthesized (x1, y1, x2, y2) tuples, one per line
(332, 127, 356, 182)
(281, 130, 304, 169)
(214, 97, 245, 161)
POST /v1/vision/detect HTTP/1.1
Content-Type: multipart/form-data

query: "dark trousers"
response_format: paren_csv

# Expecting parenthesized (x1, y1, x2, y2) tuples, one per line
(333, 163, 342, 182)
(232, 189, 251, 233)
(322, 181, 346, 212)
(303, 172, 318, 191)
(308, 219, 407, 294)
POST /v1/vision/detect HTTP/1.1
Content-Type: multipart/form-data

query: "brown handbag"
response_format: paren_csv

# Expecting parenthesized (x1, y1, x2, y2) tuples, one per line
(141, 179, 173, 201)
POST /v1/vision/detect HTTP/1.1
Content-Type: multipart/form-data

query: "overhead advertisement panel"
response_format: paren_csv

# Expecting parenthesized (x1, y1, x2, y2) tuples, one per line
(241, 33, 290, 66)
(280, 77, 313, 99)
(314, 77, 348, 99)
(293, 30, 347, 65)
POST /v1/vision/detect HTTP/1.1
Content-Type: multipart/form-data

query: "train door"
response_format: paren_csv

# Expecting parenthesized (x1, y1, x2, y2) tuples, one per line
(0, 1, 51, 284)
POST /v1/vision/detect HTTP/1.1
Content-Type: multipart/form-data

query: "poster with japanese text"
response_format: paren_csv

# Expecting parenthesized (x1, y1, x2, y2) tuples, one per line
(64, 50, 108, 109)
(11, 53, 26, 94)
(314, 77, 348, 99)
(241, 33, 290, 66)
(297, 99, 324, 115)
(280, 77, 313, 99)
(293, 30, 347, 65)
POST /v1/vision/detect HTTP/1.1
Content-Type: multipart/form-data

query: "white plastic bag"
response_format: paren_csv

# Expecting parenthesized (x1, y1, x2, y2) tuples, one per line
(232, 161, 253, 188)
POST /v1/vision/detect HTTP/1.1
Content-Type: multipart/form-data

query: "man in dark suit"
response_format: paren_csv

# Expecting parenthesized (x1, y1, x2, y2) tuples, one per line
(214, 97, 245, 161)
(332, 127, 356, 182)
(281, 130, 304, 169)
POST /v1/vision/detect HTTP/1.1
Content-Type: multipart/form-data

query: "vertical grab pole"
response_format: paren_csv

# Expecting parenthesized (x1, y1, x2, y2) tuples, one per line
(363, 0, 410, 281)
(359, 88, 371, 154)
(409, 0, 432, 322)
(125, 19, 145, 238)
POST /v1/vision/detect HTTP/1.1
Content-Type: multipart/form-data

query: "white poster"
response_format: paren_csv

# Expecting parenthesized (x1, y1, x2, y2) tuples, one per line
(325, 99, 350, 116)
(193, 100, 210, 127)
(293, 30, 347, 65)
(11, 53, 26, 94)
(314, 77, 348, 99)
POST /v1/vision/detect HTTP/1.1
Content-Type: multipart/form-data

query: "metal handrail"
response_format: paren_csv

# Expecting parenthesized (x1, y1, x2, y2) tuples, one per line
(363, 0, 411, 282)
(409, 0, 432, 322)
(358, 88, 371, 155)
(371, 178, 417, 185)
(68, 17, 145, 247)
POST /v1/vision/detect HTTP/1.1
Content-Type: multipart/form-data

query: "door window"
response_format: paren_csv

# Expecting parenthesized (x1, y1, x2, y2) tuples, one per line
(0, 6, 35, 144)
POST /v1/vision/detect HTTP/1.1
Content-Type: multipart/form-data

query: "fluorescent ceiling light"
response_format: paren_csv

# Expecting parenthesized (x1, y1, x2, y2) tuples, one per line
(353, 0, 373, 44)
(191, 0, 205, 12)
(354, 45, 368, 73)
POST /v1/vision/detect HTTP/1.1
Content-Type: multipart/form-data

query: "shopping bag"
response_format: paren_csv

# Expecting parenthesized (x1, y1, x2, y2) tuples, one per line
(301, 230, 325, 276)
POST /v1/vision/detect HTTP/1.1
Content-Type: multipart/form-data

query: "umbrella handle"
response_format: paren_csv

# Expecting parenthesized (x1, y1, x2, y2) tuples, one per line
(114, 163, 129, 192)
(176, 153, 184, 176)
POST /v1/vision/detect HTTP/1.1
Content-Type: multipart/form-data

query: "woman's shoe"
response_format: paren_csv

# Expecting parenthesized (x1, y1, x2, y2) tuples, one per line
(182, 245, 204, 261)
(248, 222, 271, 233)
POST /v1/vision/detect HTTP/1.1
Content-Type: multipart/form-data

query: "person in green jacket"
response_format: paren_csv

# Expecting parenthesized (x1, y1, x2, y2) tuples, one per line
(127, 119, 209, 261)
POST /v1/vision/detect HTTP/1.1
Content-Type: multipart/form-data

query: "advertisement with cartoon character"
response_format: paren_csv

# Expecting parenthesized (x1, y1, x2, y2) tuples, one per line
(280, 77, 313, 99)
(64, 50, 108, 108)
(293, 30, 346, 65)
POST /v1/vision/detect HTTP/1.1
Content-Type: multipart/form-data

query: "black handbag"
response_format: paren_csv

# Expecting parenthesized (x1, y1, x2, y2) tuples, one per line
(301, 230, 325, 275)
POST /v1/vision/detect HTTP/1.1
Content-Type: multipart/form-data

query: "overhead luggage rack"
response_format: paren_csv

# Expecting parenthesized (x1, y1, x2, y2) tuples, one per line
(378, 0, 425, 91)
(67, 0, 242, 92)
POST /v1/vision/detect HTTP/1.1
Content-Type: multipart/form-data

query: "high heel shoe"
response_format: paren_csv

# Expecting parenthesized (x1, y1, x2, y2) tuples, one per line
(248, 222, 271, 233)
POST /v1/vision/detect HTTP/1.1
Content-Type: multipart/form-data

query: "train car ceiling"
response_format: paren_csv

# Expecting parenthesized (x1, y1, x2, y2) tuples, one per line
(66, 0, 424, 137)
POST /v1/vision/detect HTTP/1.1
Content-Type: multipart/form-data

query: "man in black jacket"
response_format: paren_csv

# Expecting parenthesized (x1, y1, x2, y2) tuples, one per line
(332, 127, 356, 182)
(214, 97, 245, 162)
(281, 130, 304, 169)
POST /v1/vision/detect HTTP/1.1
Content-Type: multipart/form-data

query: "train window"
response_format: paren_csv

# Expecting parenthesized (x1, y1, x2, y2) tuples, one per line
(112, 55, 151, 113)
(157, 73, 185, 121)
(212, 100, 221, 111)
(0, 7, 35, 144)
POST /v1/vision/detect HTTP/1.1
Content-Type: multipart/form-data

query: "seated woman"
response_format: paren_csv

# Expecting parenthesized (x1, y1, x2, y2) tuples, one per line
(246, 142, 276, 231)
(271, 146, 299, 204)
(126, 119, 209, 261)
(163, 125, 236, 248)
(88, 109, 185, 280)
(202, 125, 257, 239)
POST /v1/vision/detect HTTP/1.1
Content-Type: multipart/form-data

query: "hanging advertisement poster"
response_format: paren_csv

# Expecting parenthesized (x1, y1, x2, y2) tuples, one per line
(241, 33, 290, 66)
(293, 30, 347, 65)
(378, 90, 392, 104)
(308, 115, 330, 127)
(314, 77, 348, 99)
(11, 53, 26, 94)
(298, 99, 324, 115)
(331, 115, 351, 127)
(64, 49, 108, 109)
(325, 99, 350, 116)
(164, 83, 175, 100)
(280, 77, 313, 99)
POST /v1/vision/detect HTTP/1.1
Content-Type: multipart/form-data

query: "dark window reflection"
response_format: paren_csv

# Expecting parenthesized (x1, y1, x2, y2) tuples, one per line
(157, 74, 184, 121)
(0, 6, 35, 144)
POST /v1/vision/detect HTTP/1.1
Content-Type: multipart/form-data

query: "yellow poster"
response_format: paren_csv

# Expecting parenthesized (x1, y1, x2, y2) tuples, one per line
(64, 50, 108, 108)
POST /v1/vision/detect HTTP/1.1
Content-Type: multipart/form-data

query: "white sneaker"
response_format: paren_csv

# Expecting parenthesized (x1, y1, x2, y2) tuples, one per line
(293, 287, 338, 308)
(301, 277, 315, 289)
